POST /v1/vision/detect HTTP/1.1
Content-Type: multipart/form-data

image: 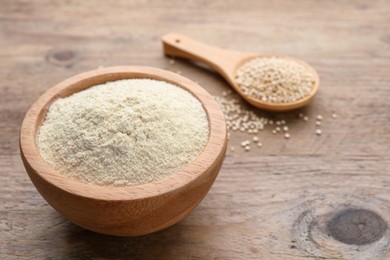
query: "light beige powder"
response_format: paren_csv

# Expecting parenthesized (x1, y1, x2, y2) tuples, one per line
(37, 79, 209, 186)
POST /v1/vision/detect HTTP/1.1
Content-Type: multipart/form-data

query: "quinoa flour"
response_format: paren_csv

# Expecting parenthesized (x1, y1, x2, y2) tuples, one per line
(37, 79, 209, 186)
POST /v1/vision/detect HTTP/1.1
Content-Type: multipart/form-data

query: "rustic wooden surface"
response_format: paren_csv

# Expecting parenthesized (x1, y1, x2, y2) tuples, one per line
(1, 0, 389, 259)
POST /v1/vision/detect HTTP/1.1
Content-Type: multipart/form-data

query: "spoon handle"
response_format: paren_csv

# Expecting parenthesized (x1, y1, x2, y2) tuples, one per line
(162, 33, 246, 78)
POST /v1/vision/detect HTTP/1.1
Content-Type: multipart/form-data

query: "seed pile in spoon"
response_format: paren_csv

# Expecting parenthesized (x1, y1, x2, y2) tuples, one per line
(235, 57, 316, 103)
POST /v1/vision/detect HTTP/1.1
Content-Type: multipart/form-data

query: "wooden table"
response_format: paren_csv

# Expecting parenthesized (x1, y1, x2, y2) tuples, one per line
(1, 0, 389, 259)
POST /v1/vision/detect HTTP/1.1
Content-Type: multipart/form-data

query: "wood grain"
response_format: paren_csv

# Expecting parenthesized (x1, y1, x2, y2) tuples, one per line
(1, 0, 390, 259)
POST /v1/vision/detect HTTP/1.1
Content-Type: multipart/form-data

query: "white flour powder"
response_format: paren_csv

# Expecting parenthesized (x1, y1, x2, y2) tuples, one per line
(37, 79, 209, 186)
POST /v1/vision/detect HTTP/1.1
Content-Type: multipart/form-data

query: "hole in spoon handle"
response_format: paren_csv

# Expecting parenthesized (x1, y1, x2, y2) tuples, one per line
(162, 33, 231, 73)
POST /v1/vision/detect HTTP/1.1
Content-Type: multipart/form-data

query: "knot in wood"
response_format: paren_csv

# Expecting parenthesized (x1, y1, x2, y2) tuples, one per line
(328, 208, 387, 245)
(46, 49, 77, 67)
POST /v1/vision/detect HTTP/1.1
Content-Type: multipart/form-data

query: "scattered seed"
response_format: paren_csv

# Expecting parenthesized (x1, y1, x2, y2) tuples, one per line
(215, 93, 267, 136)
(176, 70, 182, 75)
(241, 140, 250, 147)
(230, 146, 235, 151)
(215, 91, 334, 150)
(169, 59, 175, 65)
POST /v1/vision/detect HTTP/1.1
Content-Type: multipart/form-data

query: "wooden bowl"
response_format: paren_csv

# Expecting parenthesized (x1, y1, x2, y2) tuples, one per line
(19, 66, 227, 236)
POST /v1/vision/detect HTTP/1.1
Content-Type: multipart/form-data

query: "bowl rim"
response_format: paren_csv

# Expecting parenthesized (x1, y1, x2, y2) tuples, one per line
(20, 66, 227, 201)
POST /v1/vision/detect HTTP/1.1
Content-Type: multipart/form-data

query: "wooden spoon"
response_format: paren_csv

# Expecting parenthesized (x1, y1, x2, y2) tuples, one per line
(162, 33, 320, 112)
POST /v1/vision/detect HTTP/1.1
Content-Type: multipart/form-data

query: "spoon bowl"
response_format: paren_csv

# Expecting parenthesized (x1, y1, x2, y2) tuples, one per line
(20, 66, 227, 236)
(162, 33, 320, 112)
